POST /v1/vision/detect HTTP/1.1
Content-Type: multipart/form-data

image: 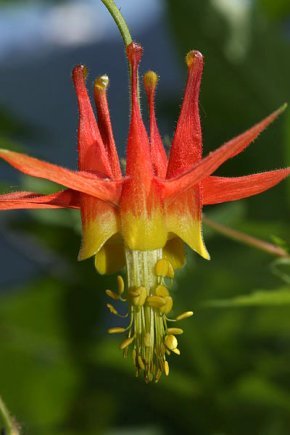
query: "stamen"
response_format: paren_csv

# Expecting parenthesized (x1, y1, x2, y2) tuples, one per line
(155, 258, 170, 277)
(176, 311, 194, 321)
(105, 289, 119, 300)
(106, 303, 128, 318)
(108, 327, 127, 334)
(105, 252, 192, 382)
(117, 275, 125, 295)
(164, 334, 178, 351)
(106, 303, 118, 315)
(167, 327, 184, 335)
(164, 360, 170, 376)
(120, 336, 135, 350)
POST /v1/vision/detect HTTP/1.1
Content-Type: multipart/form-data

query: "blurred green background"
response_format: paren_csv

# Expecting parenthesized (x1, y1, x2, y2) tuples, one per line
(0, 0, 290, 434)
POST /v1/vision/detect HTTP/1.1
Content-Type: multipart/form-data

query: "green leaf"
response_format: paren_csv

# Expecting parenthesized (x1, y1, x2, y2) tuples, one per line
(271, 258, 290, 284)
(204, 287, 290, 307)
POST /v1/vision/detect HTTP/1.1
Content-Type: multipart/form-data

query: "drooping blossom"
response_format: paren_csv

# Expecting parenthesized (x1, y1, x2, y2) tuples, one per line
(0, 42, 289, 382)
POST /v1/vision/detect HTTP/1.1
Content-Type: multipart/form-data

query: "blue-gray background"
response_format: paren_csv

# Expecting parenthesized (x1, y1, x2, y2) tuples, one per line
(0, 1, 289, 434)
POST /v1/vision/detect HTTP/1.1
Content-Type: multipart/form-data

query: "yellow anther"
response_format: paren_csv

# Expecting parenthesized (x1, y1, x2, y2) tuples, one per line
(95, 74, 109, 91)
(106, 303, 118, 315)
(155, 258, 169, 277)
(164, 360, 170, 376)
(159, 296, 173, 315)
(155, 369, 162, 382)
(137, 355, 145, 370)
(144, 332, 151, 347)
(120, 336, 135, 350)
(132, 349, 136, 363)
(164, 334, 178, 351)
(117, 275, 125, 295)
(146, 295, 166, 309)
(167, 262, 175, 279)
(143, 70, 158, 90)
(167, 327, 184, 335)
(105, 289, 119, 300)
(129, 286, 147, 306)
(172, 348, 181, 355)
(108, 327, 126, 334)
(155, 284, 169, 297)
(176, 311, 194, 321)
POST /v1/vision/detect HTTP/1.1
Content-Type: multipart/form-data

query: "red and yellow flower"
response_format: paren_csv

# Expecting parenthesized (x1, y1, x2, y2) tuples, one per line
(0, 42, 289, 382)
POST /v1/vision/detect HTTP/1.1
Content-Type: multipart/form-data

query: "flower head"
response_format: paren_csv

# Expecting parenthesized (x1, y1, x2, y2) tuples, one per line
(0, 41, 289, 382)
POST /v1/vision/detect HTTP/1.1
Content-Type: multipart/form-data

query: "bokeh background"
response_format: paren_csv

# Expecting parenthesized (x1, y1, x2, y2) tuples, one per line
(0, 0, 290, 434)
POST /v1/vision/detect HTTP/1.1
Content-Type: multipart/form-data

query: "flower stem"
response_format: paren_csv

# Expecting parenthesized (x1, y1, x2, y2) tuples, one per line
(203, 215, 289, 258)
(100, 0, 132, 46)
(0, 396, 20, 435)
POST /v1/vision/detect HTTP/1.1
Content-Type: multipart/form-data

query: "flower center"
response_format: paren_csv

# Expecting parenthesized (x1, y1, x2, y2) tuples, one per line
(106, 248, 193, 383)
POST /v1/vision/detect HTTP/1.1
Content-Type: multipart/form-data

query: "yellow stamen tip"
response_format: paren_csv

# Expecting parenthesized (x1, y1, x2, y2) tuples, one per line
(155, 258, 169, 277)
(144, 70, 158, 90)
(129, 286, 147, 306)
(164, 334, 178, 351)
(120, 336, 135, 350)
(167, 328, 184, 335)
(155, 284, 169, 297)
(172, 348, 181, 355)
(108, 327, 126, 334)
(117, 275, 125, 295)
(146, 295, 166, 309)
(137, 355, 146, 371)
(159, 296, 173, 314)
(164, 360, 170, 376)
(106, 303, 118, 315)
(105, 289, 119, 300)
(95, 74, 109, 91)
(176, 311, 194, 321)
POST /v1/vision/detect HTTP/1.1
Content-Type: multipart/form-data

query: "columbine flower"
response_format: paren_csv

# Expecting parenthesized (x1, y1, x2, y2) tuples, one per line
(0, 42, 289, 382)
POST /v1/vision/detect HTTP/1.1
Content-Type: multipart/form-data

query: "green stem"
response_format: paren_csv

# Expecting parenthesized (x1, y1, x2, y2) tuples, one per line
(0, 396, 19, 435)
(203, 216, 289, 258)
(101, 0, 132, 46)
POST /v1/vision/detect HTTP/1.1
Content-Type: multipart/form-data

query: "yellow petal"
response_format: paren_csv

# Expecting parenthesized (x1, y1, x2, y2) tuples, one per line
(94, 234, 125, 275)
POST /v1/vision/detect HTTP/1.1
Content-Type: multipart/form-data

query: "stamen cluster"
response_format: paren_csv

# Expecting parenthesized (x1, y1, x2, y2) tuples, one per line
(106, 252, 193, 382)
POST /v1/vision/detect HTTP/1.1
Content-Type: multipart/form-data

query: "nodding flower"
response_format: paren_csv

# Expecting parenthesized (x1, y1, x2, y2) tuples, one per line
(0, 42, 289, 382)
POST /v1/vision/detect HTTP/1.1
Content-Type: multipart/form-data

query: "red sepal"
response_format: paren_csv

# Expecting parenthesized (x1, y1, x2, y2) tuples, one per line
(161, 106, 286, 199)
(0, 149, 122, 204)
(0, 189, 79, 210)
(202, 169, 290, 205)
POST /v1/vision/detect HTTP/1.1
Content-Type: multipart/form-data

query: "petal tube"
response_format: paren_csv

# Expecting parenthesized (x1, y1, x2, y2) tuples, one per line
(72, 65, 113, 177)
(166, 51, 204, 178)
(0, 149, 122, 204)
(125, 42, 153, 180)
(0, 189, 79, 209)
(94, 75, 122, 179)
(202, 169, 290, 205)
(161, 105, 286, 199)
(144, 71, 167, 177)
